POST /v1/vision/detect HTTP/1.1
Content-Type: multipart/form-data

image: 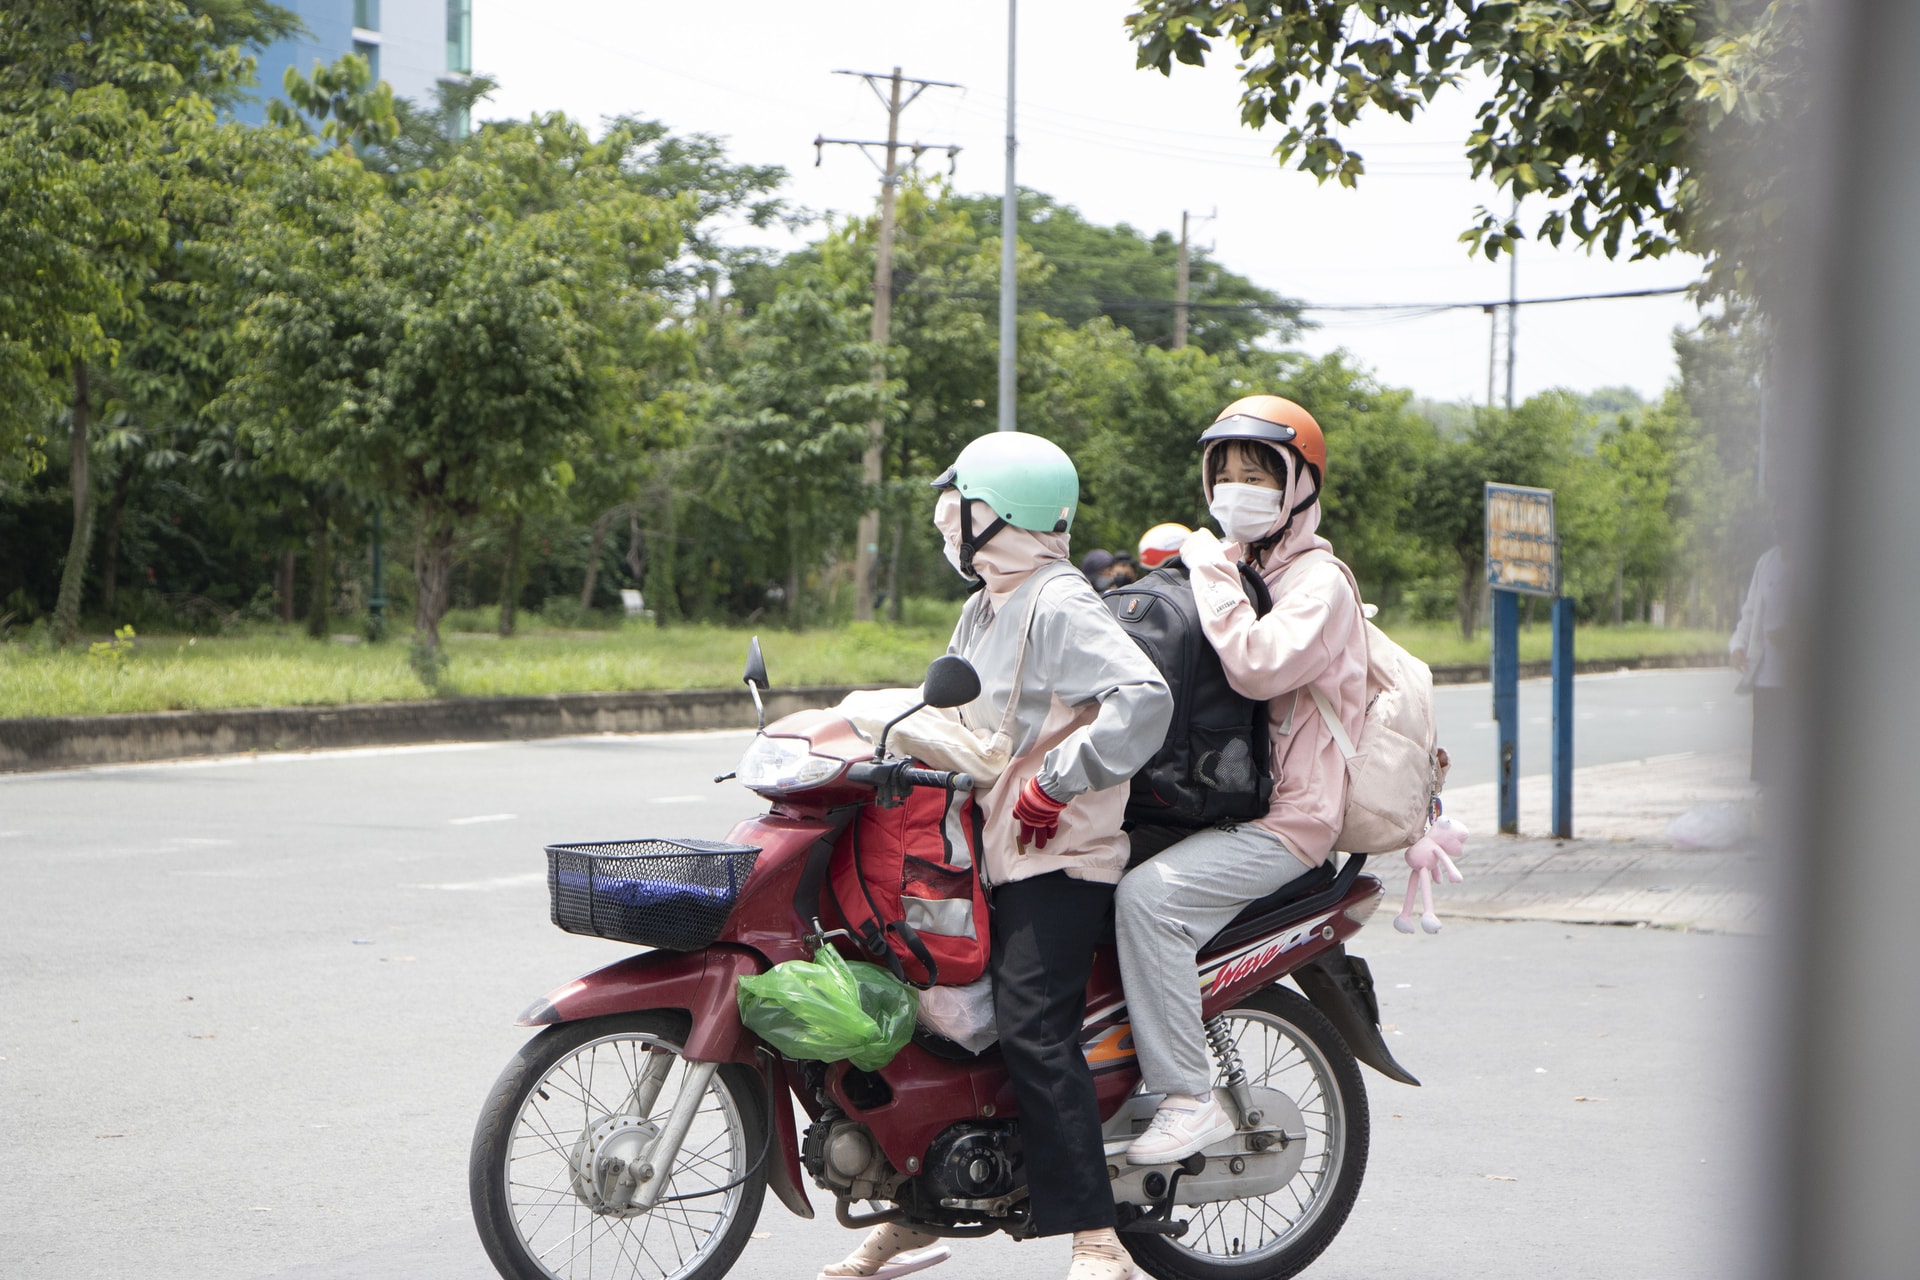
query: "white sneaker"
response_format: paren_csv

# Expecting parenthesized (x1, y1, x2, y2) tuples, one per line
(1124, 1094, 1238, 1165)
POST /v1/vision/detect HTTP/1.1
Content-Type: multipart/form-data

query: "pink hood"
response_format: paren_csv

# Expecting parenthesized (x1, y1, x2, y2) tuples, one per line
(933, 489, 1072, 610)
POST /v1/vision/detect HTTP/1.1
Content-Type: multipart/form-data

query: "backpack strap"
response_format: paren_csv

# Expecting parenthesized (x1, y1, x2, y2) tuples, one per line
(1273, 548, 1369, 760)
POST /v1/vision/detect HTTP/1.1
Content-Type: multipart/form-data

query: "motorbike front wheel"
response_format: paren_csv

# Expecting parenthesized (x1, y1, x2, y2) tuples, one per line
(1123, 985, 1369, 1280)
(470, 1011, 769, 1280)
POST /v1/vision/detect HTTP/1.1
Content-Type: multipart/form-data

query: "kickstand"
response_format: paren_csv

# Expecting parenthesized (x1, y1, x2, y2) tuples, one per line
(1117, 1153, 1206, 1238)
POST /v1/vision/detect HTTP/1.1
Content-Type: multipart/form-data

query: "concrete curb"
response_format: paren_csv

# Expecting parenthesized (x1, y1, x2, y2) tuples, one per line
(1427, 650, 1725, 685)
(0, 650, 1727, 775)
(0, 685, 868, 774)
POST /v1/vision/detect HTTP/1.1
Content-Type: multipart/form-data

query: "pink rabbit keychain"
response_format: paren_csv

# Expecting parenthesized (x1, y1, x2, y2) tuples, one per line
(1395, 810, 1467, 935)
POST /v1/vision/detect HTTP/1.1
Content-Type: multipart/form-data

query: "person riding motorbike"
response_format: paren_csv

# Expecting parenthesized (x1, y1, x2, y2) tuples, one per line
(821, 431, 1173, 1280)
(1113, 396, 1368, 1164)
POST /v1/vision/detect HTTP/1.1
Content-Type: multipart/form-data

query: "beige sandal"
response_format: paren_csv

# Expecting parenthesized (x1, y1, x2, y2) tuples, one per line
(817, 1223, 950, 1280)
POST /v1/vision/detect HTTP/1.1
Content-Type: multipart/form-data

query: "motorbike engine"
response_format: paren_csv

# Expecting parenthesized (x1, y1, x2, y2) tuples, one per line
(802, 1111, 898, 1204)
(921, 1123, 1019, 1207)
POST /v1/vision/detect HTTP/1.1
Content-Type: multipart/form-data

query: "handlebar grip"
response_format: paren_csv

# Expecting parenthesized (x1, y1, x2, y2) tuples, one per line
(847, 761, 974, 793)
(901, 766, 973, 792)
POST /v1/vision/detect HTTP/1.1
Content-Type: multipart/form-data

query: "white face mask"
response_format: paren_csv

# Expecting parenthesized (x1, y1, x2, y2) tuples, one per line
(934, 490, 978, 580)
(1209, 482, 1286, 544)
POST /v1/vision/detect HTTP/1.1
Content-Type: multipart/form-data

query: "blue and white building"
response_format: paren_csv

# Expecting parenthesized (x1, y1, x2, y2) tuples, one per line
(236, 0, 474, 133)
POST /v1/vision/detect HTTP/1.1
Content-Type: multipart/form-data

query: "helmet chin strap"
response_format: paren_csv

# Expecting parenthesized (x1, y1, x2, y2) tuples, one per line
(958, 496, 1008, 583)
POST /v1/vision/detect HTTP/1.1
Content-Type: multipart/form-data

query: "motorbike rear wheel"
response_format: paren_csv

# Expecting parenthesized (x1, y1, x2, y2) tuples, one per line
(470, 1011, 769, 1280)
(1123, 985, 1368, 1280)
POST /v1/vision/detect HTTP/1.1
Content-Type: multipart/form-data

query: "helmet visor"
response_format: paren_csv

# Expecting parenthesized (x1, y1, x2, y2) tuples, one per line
(929, 466, 957, 489)
(1204, 414, 1298, 446)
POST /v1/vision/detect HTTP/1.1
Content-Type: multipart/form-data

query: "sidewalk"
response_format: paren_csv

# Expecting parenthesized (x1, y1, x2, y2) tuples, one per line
(1416, 751, 1765, 934)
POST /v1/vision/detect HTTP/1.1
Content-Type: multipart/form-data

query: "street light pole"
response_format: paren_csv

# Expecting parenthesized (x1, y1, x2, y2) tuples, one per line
(997, 0, 1018, 431)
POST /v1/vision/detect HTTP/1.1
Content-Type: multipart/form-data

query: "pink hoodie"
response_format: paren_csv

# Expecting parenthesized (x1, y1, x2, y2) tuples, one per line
(1183, 452, 1366, 868)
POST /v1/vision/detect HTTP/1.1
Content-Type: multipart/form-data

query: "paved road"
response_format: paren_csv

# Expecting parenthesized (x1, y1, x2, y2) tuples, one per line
(1433, 667, 1746, 788)
(0, 670, 1757, 1280)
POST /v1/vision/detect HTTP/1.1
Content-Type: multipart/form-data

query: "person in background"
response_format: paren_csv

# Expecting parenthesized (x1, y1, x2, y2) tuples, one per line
(1103, 551, 1138, 590)
(1079, 548, 1118, 591)
(1731, 542, 1791, 787)
(1137, 522, 1191, 572)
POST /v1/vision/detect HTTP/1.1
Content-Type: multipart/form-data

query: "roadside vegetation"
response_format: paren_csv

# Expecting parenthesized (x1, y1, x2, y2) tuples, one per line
(0, 611, 1725, 720)
(4, 1, 1789, 713)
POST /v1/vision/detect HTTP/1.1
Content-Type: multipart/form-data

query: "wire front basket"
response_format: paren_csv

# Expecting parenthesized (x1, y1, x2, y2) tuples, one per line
(546, 839, 761, 951)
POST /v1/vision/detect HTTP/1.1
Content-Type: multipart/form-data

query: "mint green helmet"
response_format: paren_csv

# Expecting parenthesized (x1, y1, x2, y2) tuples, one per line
(931, 431, 1078, 535)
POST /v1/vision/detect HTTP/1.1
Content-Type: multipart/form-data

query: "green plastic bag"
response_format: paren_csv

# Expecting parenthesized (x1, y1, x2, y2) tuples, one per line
(737, 946, 917, 1072)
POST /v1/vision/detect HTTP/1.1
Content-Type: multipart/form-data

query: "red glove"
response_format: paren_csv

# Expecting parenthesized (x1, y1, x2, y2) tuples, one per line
(1013, 777, 1069, 851)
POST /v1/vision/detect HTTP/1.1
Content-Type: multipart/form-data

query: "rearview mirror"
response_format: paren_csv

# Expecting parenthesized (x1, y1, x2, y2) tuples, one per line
(921, 655, 981, 709)
(743, 637, 769, 691)
(743, 637, 769, 730)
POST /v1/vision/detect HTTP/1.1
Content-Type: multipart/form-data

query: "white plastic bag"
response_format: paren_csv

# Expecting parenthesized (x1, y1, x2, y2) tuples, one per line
(915, 974, 998, 1053)
(1665, 802, 1753, 850)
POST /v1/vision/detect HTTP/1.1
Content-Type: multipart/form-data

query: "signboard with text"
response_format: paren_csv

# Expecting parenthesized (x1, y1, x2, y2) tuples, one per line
(1485, 482, 1558, 596)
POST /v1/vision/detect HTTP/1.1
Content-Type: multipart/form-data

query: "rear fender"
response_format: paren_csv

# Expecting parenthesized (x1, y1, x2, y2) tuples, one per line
(1292, 945, 1420, 1086)
(515, 945, 766, 1065)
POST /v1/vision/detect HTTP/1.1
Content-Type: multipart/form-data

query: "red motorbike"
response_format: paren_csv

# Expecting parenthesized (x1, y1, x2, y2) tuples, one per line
(470, 643, 1418, 1280)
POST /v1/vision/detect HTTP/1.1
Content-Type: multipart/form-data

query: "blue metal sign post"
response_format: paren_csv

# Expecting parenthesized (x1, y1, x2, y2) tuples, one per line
(1551, 594, 1575, 837)
(1491, 590, 1520, 833)
(1485, 482, 1569, 837)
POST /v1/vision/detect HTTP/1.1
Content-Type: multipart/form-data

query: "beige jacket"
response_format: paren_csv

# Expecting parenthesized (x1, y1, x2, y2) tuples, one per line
(945, 547, 1173, 890)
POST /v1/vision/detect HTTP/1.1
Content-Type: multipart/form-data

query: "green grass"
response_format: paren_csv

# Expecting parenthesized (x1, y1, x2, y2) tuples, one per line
(0, 615, 1726, 720)
(1384, 621, 1728, 668)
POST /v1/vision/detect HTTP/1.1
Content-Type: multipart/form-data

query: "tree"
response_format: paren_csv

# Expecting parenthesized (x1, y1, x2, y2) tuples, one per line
(949, 190, 1303, 354)
(228, 115, 694, 664)
(0, 0, 298, 638)
(1126, 0, 1806, 306)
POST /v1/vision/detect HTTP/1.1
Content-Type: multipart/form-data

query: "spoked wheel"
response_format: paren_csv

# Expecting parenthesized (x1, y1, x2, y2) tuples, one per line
(1124, 985, 1369, 1280)
(470, 1012, 768, 1280)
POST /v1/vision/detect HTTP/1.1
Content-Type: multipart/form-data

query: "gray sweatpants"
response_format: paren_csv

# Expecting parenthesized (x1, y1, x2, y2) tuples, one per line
(1114, 825, 1313, 1097)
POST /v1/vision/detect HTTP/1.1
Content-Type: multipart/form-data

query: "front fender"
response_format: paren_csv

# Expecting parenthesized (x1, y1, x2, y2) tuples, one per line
(516, 945, 766, 1064)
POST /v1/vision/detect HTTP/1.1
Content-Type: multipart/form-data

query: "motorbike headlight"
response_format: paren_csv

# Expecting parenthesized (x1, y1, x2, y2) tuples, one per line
(735, 734, 844, 794)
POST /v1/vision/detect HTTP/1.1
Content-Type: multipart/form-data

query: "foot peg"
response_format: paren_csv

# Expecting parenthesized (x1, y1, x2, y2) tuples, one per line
(1118, 1153, 1205, 1238)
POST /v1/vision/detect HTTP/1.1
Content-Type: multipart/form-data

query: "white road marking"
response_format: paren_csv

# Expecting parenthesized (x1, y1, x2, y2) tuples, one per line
(405, 871, 546, 891)
(0, 730, 757, 780)
(448, 813, 517, 825)
(649, 795, 707, 805)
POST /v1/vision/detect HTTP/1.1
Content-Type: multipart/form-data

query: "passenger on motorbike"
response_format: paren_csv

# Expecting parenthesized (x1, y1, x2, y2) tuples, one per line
(822, 431, 1173, 1280)
(1114, 396, 1368, 1165)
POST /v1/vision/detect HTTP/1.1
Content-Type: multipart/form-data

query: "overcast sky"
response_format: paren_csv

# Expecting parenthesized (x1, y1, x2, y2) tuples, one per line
(471, 0, 1705, 405)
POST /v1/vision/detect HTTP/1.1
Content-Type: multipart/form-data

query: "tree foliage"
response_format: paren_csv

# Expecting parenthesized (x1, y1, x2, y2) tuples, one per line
(1126, 0, 1805, 306)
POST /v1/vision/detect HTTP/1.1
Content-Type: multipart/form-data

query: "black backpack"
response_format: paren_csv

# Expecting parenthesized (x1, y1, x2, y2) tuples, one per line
(1104, 561, 1275, 829)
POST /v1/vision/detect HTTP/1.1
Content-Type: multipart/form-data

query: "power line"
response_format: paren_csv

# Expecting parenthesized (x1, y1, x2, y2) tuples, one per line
(892, 284, 1690, 315)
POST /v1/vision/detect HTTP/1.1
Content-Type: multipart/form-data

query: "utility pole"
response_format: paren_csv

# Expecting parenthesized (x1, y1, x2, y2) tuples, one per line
(1483, 305, 1498, 408)
(1504, 194, 1520, 414)
(1173, 208, 1216, 350)
(998, 0, 1018, 431)
(815, 67, 961, 621)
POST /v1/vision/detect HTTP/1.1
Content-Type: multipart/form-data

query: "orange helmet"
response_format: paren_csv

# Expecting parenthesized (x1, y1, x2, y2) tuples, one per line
(1199, 394, 1326, 494)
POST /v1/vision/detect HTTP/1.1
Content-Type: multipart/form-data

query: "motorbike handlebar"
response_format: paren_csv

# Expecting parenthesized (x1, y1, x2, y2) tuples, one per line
(845, 761, 974, 793)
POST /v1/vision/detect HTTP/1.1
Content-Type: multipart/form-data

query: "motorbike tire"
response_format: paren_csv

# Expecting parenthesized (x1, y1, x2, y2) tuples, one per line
(470, 1011, 769, 1280)
(1122, 985, 1369, 1280)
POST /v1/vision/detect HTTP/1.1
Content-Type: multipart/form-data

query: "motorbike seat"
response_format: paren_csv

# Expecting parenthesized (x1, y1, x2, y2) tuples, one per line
(1197, 857, 1346, 958)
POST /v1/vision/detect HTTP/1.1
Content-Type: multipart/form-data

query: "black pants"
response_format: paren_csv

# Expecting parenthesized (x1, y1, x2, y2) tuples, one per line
(989, 872, 1116, 1237)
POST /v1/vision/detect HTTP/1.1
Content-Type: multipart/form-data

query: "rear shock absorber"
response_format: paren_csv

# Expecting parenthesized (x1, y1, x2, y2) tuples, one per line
(1205, 1015, 1264, 1128)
